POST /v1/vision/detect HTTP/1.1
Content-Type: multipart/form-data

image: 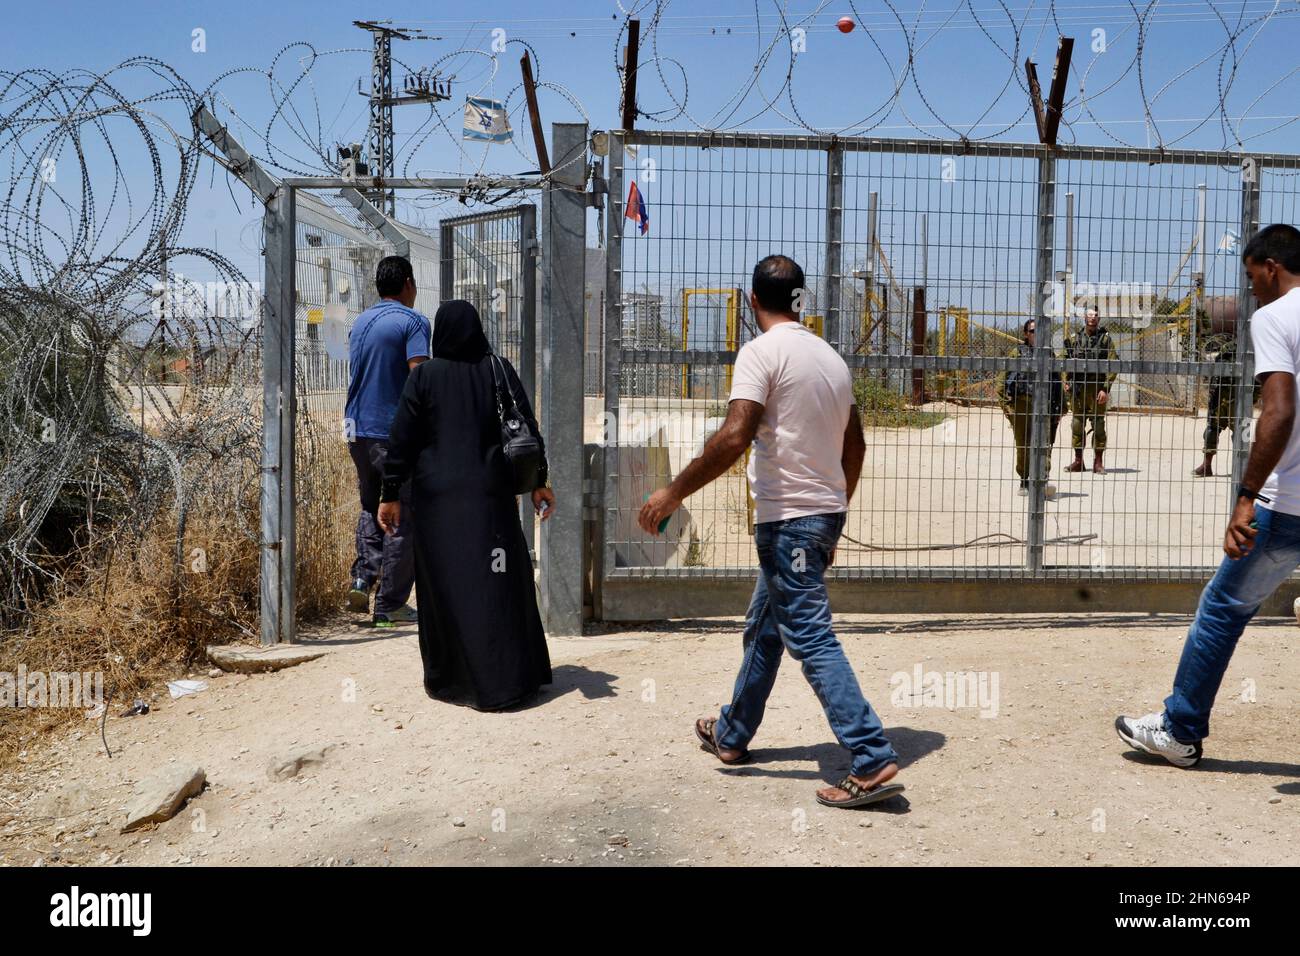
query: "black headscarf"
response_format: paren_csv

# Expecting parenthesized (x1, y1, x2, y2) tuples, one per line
(430, 299, 492, 361)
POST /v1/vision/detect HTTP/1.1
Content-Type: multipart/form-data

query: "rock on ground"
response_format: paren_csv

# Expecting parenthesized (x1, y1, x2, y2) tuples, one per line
(121, 765, 206, 833)
(207, 643, 328, 673)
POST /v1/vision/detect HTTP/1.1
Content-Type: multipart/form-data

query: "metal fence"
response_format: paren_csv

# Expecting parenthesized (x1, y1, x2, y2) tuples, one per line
(439, 205, 538, 403)
(196, 103, 589, 645)
(601, 129, 1299, 587)
(291, 191, 440, 623)
(439, 204, 540, 549)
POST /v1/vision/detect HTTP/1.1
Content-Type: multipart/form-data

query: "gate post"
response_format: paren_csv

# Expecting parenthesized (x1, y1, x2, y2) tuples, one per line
(1027, 151, 1057, 574)
(824, 140, 845, 351)
(1230, 156, 1260, 511)
(540, 122, 589, 635)
(261, 185, 297, 644)
(600, 132, 625, 622)
(520, 204, 539, 405)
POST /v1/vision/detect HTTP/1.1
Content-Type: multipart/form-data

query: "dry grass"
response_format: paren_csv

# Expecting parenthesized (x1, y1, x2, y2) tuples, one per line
(0, 415, 357, 767)
(294, 423, 356, 621)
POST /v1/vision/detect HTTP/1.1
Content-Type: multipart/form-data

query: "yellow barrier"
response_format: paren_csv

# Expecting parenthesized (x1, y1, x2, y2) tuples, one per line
(680, 287, 741, 397)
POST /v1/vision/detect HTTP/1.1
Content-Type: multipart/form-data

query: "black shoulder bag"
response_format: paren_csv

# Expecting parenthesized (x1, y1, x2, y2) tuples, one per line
(489, 353, 543, 494)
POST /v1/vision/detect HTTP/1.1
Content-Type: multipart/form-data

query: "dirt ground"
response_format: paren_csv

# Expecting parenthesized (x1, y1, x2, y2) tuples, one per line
(3, 609, 1298, 867)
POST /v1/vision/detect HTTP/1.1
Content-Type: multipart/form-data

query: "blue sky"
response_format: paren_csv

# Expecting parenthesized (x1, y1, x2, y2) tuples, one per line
(4, 1, 1300, 285)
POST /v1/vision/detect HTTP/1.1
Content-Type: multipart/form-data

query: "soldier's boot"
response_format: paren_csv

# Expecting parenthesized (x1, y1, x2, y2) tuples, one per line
(1192, 453, 1215, 478)
(1093, 450, 1106, 475)
(1066, 451, 1085, 472)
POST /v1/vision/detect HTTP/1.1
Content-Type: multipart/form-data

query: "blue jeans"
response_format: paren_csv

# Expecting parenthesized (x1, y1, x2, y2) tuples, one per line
(715, 512, 899, 777)
(1164, 504, 1300, 742)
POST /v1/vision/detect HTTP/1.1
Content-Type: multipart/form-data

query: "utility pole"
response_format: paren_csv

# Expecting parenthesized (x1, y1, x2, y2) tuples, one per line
(353, 20, 451, 217)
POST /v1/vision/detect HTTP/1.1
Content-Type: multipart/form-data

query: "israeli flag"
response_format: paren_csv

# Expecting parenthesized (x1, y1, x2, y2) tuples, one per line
(463, 97, 512, 143)
(1217, 228, 1240, 254)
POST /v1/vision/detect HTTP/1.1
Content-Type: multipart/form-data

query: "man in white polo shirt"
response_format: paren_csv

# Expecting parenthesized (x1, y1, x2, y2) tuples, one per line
(639, 255, 903, 808)
(1117, 223, 1300, 766)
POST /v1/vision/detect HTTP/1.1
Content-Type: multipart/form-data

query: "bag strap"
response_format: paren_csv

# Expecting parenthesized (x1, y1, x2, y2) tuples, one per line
(488, 353, 520, 418)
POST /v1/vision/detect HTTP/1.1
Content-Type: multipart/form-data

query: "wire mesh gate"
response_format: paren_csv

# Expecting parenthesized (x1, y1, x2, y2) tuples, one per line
(439, 206, 538, 403)
(600, 129, 1300, 591)
(439, 205, 540, 550)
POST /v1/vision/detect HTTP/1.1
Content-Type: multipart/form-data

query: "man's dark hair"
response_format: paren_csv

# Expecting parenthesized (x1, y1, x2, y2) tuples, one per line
(376, 255, 415, 297)
(1242, 224, 1300, 273)
(1022, 318, 1036, 335)
(751, 255, 805, 315)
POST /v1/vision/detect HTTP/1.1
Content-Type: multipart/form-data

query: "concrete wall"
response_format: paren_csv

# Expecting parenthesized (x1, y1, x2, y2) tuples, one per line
(597, 575, 1300, 621)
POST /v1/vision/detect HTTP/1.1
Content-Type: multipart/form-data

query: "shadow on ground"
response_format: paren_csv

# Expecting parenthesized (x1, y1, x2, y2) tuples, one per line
(709, 725, 944, 814)
(1120, 749, 1300, 779)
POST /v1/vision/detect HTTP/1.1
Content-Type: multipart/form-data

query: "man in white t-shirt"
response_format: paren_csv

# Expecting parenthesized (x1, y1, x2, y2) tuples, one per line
(639, 255, 902, 808)
(1118, 223, 1300, 767)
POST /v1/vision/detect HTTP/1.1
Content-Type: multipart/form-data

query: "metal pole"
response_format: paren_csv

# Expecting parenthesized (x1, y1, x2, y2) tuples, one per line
(1063, 190, 1074, 337)
(1027, 152, 1057, 574)
(540, 122, 589, 635)
(1230, 158, 1261, 510)
(369, 31, 395, 216)
(1193, 183, 1207, 369)
(824, 142, 844, 350)
(1064, 191, 1074, 276)
(339, 186, 412, 258)
(519, 205, 539, 547)
(866, 191, 878, 352)
(260, 185, 296, 644)
(911, 287, 926, 405)
(279, 186, 297, 644)
(920, 212, 928, 288)
(601, 135, 625, 622)
(520, 204, 539, 410)
(439, 220, 454, 303)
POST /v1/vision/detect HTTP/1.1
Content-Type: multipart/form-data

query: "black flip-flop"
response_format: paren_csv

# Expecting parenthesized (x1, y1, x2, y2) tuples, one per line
(816, 776, 905, 809)
(694, 717, 751, 765)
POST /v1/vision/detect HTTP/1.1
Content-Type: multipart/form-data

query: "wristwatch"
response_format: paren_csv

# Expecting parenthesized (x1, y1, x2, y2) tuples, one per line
(1237, 484, 1272, 504)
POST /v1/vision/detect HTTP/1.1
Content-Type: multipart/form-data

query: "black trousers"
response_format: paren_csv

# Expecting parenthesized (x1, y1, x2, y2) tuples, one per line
(348, 438, 415, 613)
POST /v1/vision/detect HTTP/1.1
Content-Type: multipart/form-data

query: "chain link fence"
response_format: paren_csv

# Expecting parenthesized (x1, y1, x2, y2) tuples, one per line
(600, 129, 1299, 586)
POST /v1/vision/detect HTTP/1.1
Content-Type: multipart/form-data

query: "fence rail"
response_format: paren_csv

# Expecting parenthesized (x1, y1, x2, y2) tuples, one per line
(600, 128, 1286, 586)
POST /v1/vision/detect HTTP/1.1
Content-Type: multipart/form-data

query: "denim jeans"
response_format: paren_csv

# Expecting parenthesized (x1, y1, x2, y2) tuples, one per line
(1164, 504, 1300, 742)
(714, 511, 899, 777)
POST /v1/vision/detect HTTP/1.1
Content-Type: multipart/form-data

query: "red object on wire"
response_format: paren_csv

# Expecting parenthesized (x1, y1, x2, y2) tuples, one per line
(837, 16, 855, 33)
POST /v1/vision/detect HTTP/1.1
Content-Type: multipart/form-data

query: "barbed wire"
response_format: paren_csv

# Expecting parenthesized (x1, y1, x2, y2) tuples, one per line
(0, 58, 264, 626)
(0, 28, 591, 627)
(5, 4, 1300, 628)
(618, 0, 1300, 152)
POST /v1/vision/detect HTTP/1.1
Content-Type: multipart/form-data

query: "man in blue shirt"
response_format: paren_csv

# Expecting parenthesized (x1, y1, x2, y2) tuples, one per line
(345, 255, 430, 627)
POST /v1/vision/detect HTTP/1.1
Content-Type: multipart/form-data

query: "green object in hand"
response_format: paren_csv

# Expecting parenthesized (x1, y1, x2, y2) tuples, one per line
(643, 493, 670, 533)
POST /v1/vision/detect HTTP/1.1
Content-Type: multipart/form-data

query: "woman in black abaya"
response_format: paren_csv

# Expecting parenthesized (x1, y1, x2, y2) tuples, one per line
(376, 300, 554, 710)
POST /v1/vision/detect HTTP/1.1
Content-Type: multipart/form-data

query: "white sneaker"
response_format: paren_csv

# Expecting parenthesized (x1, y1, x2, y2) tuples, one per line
(1115, 712, 1202, 767)
(1044, 482, 1057, 499)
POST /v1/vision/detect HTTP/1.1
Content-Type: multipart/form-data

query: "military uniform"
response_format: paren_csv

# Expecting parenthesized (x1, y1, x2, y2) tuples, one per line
(1063, 324, 1119, 453)
(1200, 333, 1259, 455)
(997, 342, 1066, 482)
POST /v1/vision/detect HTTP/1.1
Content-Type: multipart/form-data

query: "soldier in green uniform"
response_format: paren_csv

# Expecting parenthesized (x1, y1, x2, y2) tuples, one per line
(998, 319, 1065, 497)
(1064, 307, 1119, 474)
(1192, 332, 1259, 477)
